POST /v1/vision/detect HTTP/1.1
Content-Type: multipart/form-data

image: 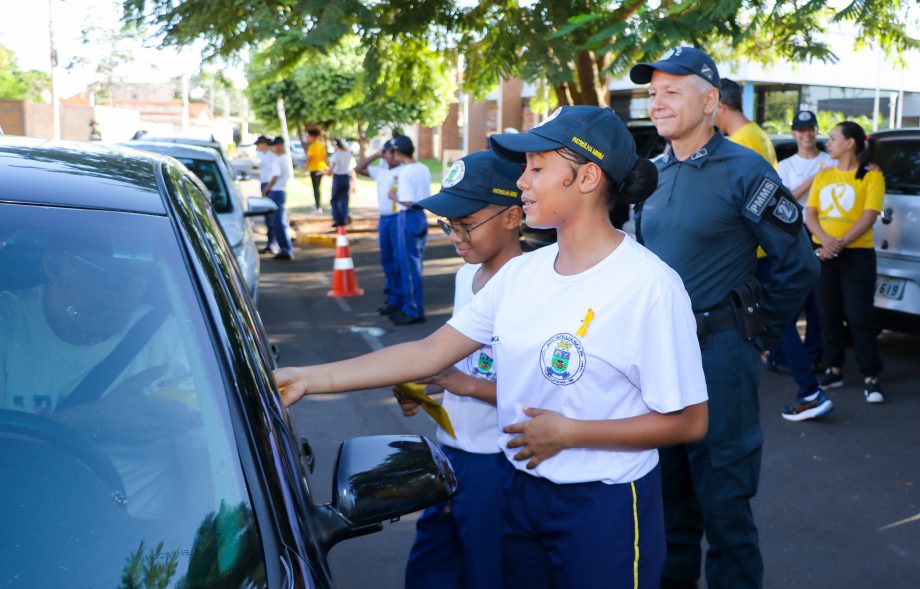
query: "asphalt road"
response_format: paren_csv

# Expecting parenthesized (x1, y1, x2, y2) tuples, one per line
(257, 232, 920, 589)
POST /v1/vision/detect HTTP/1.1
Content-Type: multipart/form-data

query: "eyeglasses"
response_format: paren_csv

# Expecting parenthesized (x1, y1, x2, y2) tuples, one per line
(437, 207, 509, 242)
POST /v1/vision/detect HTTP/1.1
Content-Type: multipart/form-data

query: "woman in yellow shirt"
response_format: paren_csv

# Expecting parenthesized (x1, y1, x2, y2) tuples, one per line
(805, 121, 885, 403)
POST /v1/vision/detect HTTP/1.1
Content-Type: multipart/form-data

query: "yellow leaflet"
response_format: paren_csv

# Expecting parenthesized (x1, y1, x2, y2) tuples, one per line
(575, 308, 595, 337)
(394, 383, 458, 439)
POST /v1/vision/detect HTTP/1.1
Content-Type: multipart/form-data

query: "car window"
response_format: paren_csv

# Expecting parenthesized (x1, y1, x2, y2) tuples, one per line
(0, 204, 267, 588)
(174, 157, 233, 213)
(873, 139, 920, 195)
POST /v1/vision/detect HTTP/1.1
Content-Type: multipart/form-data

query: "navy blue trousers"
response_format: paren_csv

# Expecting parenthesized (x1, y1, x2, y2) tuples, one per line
(331, 174, 351, 226)
(260, 182, 276, 249)
(379, 214, 403, 307)
(502, 460, 665, 589)
(405, 448, 504, 589)
(661, 330, 763, 589)
(395, 209, 427, 319)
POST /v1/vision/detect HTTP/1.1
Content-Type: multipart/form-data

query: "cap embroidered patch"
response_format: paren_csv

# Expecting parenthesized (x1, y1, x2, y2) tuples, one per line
(492, 187, 519, 197)
(442, 160, 465, 188)
(534, 107, 562, 129)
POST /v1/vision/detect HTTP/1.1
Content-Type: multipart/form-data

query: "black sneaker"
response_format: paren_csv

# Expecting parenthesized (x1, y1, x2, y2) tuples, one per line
(864, 378, 885, 404)
(377, 303, 400, 316)
(817, 368, 843, 389)
(273, 252, 294, 261)
(389, 312, 425, 326)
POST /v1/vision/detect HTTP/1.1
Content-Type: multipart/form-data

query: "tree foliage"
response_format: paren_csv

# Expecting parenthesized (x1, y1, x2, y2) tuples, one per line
(0, 44, 50, 102)
(125, 0, 920, 109)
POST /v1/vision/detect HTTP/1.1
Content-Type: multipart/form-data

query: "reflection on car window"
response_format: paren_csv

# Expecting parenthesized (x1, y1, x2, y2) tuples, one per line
(175, 157, 233, 213)
(874, 140, 920, 195)
(0, 204, 266, 588)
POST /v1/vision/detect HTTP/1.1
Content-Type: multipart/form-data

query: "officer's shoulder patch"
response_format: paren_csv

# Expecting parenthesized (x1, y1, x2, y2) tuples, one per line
(761, 191, 803, 239)
(744, 177, 779, 220)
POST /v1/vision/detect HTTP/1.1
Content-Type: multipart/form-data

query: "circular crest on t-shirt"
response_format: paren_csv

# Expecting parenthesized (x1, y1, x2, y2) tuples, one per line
(539, 333, 586, 386)
(467, 345, 497, 381)
(442, 160, 465, 188)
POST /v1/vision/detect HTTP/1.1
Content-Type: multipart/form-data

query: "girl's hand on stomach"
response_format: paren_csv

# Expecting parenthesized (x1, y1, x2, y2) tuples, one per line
(504, 407, 574, 469)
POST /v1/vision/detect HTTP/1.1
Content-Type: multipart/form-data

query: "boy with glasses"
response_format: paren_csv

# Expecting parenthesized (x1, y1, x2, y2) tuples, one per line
(395, 149, 523, 589)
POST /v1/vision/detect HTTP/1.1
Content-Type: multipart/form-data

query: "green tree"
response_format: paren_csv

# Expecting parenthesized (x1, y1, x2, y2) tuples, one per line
(0, 44, 50, 102)
(247, 35, 454, 157)
(125, 0, 919, 109)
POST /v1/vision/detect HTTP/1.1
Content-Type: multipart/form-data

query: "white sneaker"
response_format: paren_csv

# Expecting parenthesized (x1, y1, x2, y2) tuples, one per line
(864, 378, 885, 404)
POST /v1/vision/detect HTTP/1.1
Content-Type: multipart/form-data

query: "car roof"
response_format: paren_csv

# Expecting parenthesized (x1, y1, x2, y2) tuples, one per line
(121, 140, 222, 162)
(134, 135, 221, 148)
(0, 136, 167, 214)
(871, 127, 920, 140)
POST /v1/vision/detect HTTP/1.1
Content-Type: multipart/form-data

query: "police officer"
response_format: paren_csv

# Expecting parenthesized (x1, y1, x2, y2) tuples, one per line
(629, 48, 819, 589)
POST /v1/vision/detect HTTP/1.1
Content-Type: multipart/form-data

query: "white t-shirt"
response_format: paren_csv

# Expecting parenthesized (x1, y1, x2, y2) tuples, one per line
(396, 161, 431, 209)
(777, 152, 836, 205)
(448, 235, 708, 485)
(258, 151, 276, 184)
(0, 286, 190, 518)
(369, 163, 401, 216)
(328, 150, 356, 176)
(437, 263, 501, 454)
(267, 153, 290, 191)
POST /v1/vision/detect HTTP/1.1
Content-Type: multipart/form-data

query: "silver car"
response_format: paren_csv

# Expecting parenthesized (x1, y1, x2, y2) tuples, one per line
(120, 141, 276, 301)
(871, 128, 920, 328)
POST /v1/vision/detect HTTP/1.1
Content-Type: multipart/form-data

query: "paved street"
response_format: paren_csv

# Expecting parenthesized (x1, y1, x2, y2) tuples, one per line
(257, 232, 920, 589)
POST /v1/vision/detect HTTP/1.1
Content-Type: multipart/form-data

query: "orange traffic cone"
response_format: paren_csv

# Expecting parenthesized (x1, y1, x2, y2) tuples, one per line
(327, 226, 364, 297)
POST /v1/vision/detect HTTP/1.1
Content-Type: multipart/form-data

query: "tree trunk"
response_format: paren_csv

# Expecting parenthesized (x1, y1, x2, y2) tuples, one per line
(575, 49, 609, 107)
(356, 121, 369, 161)
(554, 83, 574, 107)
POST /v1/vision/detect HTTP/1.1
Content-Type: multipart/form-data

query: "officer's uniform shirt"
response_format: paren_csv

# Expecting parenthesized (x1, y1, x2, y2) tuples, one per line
(449, 235, 707, 485)
(368, 163, 400, 216)
(436, 263, 501, 454)
(638, 131, 819, 349)
(396, 162, 432, 211)
(267, 153, 290, 192)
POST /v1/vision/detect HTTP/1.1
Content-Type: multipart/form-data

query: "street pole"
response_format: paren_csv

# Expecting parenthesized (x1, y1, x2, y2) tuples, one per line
(276, 98, 294, 178)
(181, 73, 190, 132)
(48, 0, 60, 140)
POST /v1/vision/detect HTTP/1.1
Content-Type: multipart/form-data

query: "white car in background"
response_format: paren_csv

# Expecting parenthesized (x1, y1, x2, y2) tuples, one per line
(119, 141, 276, 301)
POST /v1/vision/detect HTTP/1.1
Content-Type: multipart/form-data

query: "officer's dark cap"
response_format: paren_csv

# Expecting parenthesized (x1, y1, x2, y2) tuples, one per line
(270, 136, 285, 146)
(629, 47, 720, 88)
(391, 135, 414, 156)
(255, 135, 270, 145)
(415, 150, 523, 219)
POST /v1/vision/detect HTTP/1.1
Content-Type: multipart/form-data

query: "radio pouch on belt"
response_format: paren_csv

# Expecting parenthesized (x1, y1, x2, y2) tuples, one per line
(729, 279, 764, 342)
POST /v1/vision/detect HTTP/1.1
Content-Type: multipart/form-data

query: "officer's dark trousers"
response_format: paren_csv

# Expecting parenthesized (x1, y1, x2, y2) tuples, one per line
(661, 330, 763, 589)
(816, 248, 883, 377)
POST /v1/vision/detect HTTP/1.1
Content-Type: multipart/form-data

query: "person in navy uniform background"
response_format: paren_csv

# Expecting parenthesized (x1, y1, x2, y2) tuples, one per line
(630, 48, 819, 589)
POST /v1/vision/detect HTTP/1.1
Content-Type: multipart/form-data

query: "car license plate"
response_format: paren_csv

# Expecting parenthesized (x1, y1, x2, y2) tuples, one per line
(876, 276, 907, 300)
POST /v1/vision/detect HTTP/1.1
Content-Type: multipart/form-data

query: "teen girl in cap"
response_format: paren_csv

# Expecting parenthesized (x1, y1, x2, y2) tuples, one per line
(275, 106, 709, 588)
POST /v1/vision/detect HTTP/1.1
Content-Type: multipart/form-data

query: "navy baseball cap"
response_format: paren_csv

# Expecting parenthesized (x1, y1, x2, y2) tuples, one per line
(489, 106, 638, 184)
(629, 46, 720, 88)
(382, 138, 395, 151)
(391, 135, 414, 155)
(792, 110, 818, 130)
(415, 150, 523, 218)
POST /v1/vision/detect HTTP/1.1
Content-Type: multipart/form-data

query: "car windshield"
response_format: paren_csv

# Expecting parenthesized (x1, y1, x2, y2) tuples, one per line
(0, 204, 266, 588)
(174, 157, 233, 213)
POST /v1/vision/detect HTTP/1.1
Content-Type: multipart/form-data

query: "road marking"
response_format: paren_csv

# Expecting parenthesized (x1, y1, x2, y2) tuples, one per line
(879, 511, 920, 531)
(314, 270, 385, 351)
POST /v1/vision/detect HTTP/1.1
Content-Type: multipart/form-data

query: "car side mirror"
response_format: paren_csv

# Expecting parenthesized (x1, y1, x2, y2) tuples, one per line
(244, 196, 278, 217)
(313, 435, 456, 550)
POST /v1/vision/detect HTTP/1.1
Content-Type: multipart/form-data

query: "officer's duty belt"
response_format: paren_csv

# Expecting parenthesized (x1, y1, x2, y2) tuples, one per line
(694, 305, 736, 343)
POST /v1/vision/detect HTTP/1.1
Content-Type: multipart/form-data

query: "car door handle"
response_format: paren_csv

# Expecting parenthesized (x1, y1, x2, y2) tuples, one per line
(881, 207, 894, 225)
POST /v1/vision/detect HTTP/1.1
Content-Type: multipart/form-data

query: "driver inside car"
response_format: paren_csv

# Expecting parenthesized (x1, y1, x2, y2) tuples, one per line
(0, 229, 198, 519)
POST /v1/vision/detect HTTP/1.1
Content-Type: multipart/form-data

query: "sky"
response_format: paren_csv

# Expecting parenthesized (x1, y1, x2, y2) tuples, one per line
(0, 0, 242, 97)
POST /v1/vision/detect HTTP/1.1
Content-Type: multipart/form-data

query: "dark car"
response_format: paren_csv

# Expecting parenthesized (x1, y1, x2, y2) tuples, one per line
(0, 137, 456, 588)
(519, 121, 666, 250)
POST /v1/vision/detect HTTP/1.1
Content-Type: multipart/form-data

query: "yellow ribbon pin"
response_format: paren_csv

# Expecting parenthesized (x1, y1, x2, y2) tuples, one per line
(575, 308, 595, 337)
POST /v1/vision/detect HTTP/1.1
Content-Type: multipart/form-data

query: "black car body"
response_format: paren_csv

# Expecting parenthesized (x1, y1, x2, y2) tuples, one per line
(0, 138, 455, 588)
